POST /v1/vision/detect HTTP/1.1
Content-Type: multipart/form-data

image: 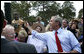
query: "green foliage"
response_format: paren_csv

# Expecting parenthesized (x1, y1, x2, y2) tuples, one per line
(27, 16, 36, 22)
(61, 1, 76, 19)
(32, 1, 61, 25)
(11, 1, 76, 26)
(11, 1, 31, 20)
(78, 8, 83, 18)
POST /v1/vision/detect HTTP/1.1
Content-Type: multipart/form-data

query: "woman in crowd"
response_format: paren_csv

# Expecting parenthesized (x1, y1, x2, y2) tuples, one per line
(27, 23, 47, 53)
(15, 28, 28, 43)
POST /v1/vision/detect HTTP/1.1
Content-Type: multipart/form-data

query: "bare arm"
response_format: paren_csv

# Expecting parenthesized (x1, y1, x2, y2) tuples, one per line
(69, 50, 79, 53)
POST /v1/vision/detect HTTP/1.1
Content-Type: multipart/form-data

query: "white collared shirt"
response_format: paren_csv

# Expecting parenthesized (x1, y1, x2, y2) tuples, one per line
(27, 35, 47, 53)
(31, 28, 81, 53)
(62, 26, 68, 30)
(1, 35, 5, 39)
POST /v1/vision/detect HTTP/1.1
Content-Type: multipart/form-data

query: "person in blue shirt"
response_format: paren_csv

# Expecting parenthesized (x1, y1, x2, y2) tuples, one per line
(26, 15, 81, 53)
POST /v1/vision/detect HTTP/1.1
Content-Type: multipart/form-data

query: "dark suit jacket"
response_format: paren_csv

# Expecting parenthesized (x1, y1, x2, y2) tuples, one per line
(1, 38, 37, 53)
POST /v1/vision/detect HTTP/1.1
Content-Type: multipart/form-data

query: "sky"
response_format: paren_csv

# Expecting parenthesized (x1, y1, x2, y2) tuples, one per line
(1, 1, 83, 18)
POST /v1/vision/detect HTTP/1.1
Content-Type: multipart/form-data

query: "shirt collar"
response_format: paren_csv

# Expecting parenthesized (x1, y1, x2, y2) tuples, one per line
(62, 26, 68, 30)
(1, 35, 6, 39)
(53, 28, 62, 34)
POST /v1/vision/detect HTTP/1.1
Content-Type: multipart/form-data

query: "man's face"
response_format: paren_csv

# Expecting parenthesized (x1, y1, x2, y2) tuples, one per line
(49, 17, 59, 29)
(62, 20, 68, 28)
(14, 14, 19, 20)
(5, 29, 15, 41)
(7, 33, 15, 41)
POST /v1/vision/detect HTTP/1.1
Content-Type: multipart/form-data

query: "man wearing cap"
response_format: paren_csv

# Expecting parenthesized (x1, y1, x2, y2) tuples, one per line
(26, 15, 81, 53)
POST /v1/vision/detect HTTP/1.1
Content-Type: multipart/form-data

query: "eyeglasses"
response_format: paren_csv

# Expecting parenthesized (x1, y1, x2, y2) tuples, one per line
(7, 33, 16, 37)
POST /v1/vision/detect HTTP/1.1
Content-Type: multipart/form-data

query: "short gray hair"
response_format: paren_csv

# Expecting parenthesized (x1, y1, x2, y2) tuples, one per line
(3, 24, 14, 30)
(51, 15, 62, 27)
(2, 24, 15, 36)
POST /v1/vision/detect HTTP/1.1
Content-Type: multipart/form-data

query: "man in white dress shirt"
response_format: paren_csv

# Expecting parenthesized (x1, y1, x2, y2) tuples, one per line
(26, 15, 81, 53)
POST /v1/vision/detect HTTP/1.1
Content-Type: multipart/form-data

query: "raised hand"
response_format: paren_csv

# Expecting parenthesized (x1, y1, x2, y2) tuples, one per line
(24, 21, 29, 28)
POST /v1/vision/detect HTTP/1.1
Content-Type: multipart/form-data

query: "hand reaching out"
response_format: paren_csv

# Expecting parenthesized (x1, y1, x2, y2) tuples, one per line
(24, 21, 33, 32)
(24, 21, 29, 28)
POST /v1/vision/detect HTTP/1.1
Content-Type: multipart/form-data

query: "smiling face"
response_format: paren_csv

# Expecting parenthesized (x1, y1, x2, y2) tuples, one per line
(49, 16, 60, 30)
(35, 26, 42, 33)
(71, 24, 77, 29)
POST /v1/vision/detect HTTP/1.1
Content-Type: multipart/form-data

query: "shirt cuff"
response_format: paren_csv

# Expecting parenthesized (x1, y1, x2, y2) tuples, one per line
(73, 44, 82, 53)
(31, 30, 38, 36)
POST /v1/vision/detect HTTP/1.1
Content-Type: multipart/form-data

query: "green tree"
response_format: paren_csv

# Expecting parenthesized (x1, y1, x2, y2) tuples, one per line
(78, 8, 83, 18)
(61, 1, 76, 20)
(45, 2, 61, 20)
(31, 1, 61, 25)
(11, 1, 31, 21)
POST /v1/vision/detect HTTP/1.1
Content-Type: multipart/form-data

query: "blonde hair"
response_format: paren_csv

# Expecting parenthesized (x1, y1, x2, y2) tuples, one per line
(18, 28, 27, 37)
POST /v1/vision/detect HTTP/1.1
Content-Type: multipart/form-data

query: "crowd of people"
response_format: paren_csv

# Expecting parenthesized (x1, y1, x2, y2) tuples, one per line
(1, 10, 83, 53)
